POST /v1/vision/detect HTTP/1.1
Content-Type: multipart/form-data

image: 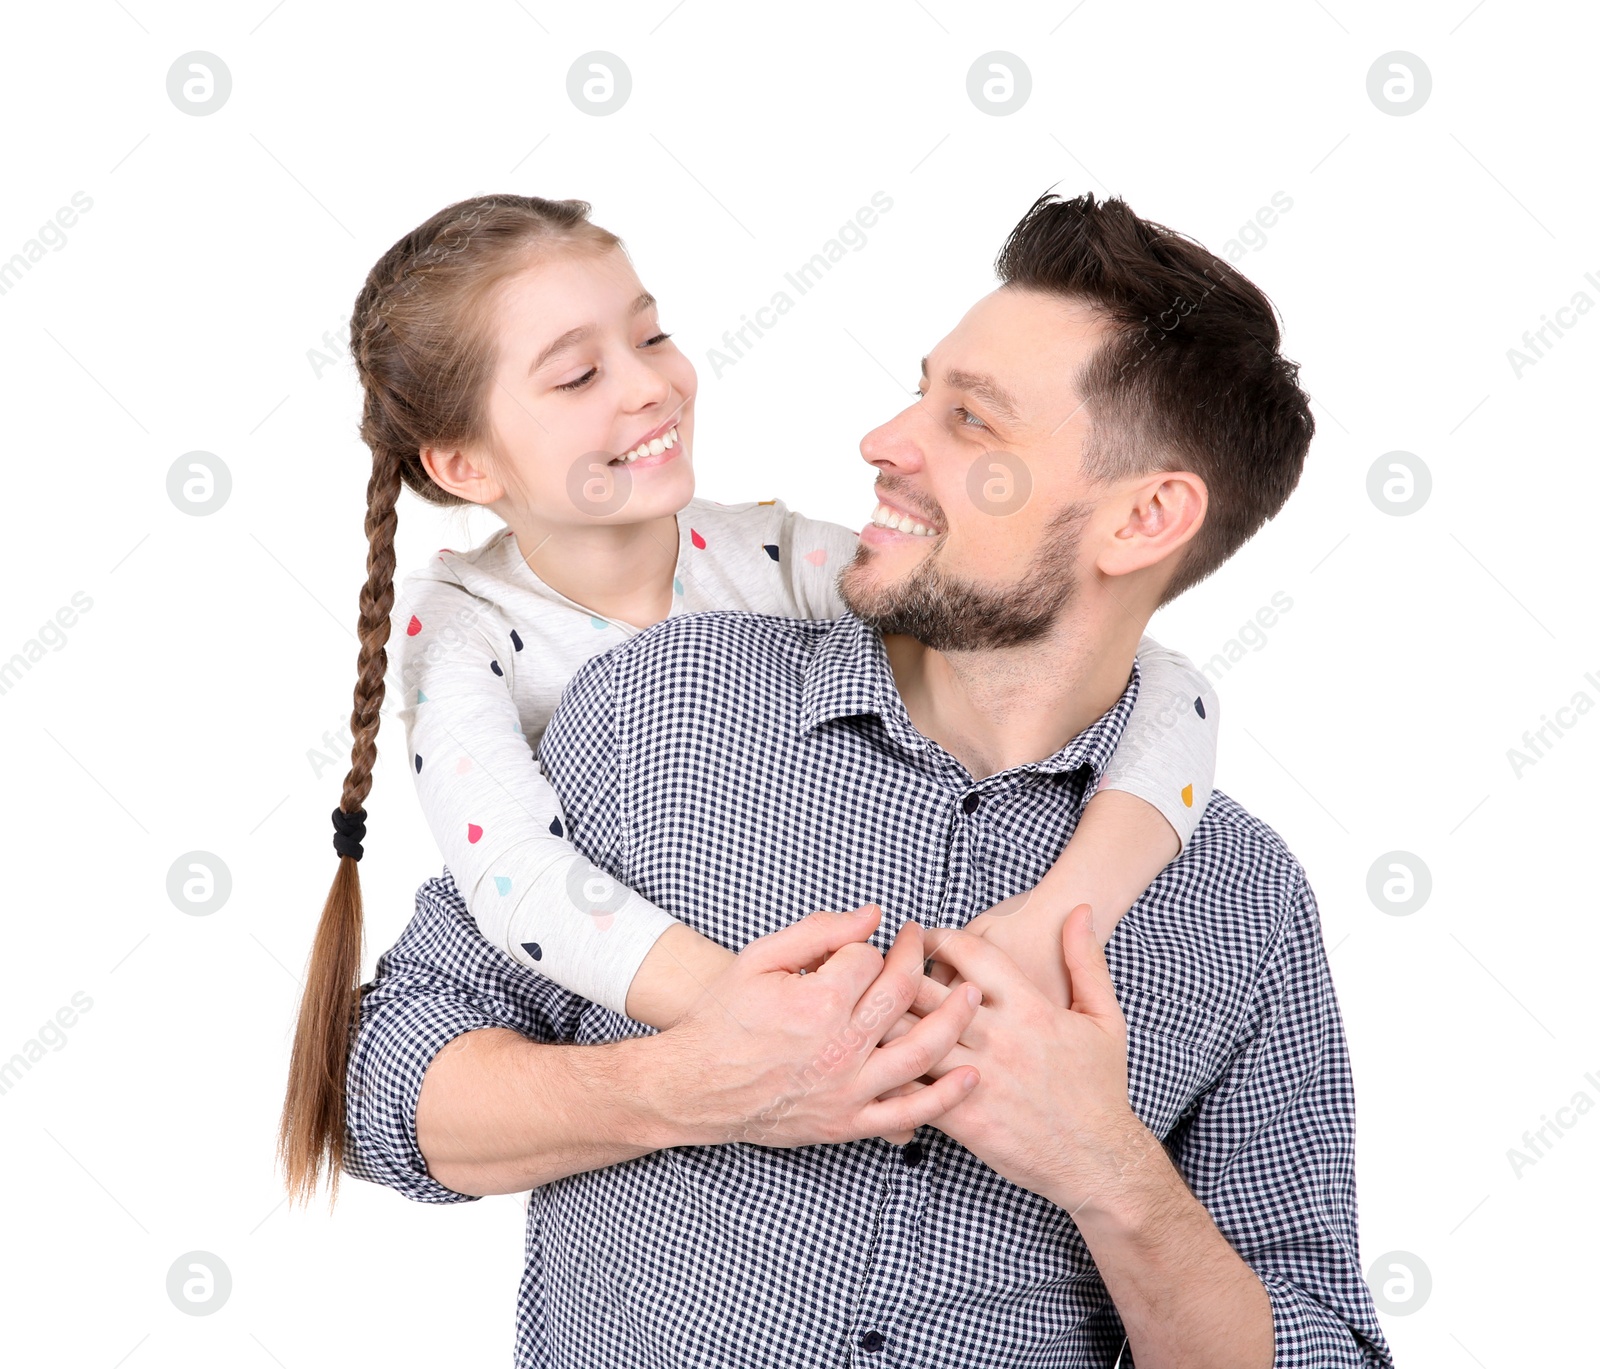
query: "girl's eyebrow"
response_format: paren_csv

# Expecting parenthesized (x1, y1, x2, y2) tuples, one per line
(529, 292, 658, 375)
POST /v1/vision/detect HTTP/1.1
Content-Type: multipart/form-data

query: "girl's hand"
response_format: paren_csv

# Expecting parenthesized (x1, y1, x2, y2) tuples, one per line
(927, 889, 1075, 1009)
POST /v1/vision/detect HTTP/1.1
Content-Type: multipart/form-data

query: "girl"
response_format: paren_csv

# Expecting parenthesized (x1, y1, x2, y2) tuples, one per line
(279, 194, 1219, 1206)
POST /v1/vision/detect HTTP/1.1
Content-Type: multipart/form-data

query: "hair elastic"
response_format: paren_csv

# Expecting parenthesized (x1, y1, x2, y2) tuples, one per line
(331, 806, 367, 862)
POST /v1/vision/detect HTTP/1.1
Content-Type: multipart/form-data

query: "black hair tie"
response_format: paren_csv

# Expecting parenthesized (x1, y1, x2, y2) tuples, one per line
(331, 806, 367, 862)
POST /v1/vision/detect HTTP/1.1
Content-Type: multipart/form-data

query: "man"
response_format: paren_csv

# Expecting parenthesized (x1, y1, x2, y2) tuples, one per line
(345, 192, 1393, 1368)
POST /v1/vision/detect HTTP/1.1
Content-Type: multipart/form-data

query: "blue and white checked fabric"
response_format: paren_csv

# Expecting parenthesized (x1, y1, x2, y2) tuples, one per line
(346, 608, 1394, 1368)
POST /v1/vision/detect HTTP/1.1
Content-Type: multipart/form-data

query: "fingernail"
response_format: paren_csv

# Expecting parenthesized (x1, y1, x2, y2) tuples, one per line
(963, 1070, 978, 1090)
(965, 985, 981, 1008)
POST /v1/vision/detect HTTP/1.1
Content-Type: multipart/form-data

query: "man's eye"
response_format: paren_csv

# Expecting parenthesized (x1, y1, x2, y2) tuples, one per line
(909, 388, 985, 430)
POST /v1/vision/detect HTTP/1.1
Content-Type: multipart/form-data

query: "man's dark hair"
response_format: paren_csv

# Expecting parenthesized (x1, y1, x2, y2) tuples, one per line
(994, 191, 1314, 605)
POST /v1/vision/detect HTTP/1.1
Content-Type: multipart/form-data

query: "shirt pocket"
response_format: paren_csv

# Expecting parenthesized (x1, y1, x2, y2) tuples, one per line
(1116, 985, 1234, 1139)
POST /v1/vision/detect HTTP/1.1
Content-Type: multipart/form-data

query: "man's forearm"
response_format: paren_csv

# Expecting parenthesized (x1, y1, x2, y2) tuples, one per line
(415, 1027, 678, 1197)
(1060, 1122, 1274, 1369)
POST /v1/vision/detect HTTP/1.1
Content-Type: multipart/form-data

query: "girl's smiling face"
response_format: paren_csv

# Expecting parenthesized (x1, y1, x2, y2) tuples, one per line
(427, 245, 697, 526)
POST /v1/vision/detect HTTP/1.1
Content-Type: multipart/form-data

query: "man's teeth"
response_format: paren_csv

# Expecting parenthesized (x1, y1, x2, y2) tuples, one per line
(870, 502, 938, 537)
(613, 425, 679, 464)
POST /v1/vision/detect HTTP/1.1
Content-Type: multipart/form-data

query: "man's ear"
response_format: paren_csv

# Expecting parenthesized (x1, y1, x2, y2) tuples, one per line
(420, 444, 504, 506)
(1095, 470, 1207, 578)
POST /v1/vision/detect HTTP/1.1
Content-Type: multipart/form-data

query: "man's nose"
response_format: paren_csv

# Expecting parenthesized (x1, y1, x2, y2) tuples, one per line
(859, 404, 929, 473)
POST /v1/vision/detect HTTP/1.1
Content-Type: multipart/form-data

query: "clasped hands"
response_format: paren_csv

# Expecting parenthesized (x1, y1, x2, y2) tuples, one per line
(654, 893, 1143, 1215)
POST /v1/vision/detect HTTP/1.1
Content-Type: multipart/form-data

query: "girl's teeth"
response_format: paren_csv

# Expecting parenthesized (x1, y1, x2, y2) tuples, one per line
(616, 425, 679, 464)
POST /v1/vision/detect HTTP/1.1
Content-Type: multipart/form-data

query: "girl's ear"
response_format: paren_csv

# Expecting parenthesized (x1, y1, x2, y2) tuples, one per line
(421, 445, 504, 506)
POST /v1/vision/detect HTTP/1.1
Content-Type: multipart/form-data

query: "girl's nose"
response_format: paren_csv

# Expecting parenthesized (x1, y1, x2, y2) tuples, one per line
(622, 353, 674, 411)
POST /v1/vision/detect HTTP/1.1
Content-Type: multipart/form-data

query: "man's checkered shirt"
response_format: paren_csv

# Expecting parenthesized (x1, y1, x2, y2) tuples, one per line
(346, 608, 1394, 1368)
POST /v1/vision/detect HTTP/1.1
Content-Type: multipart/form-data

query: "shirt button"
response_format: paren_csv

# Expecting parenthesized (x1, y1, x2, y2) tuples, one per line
(901, 1140, 924, 1167)
(961, 791, 981, 814)
(859, 1330, 886, 1353)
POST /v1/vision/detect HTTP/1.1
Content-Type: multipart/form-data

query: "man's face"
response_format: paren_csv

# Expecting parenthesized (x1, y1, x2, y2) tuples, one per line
(838, 287, 1111, 650)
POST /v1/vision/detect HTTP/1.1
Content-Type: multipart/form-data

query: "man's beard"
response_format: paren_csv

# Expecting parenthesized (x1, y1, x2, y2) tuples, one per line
(839, 500, 1093, 651)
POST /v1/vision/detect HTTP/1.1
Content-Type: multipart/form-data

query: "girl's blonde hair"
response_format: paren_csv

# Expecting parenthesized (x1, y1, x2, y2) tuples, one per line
(278, 193, 623, 1209)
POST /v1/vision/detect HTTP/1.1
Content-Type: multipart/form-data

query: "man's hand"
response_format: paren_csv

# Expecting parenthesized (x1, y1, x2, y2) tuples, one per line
(644, 904, 982, 1151)
(910, 904, 1154, 1214)
(919, 906, 1277, 1367)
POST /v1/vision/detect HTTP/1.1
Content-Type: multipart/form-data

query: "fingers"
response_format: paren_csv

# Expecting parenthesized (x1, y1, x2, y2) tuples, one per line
(910, 1039, 978, 1081)
(857, 1064, 978, 1139)
(910, 970, 953, 1018)
(884, 963, 954, 1042)
(1060, 903, 1122, 1022)
(924, 925, 1035, 1007)
(742, 903, 883, 975)
(844, 919, 925, 1045)
(872, 1080, 921, 1143)
(860, 977, 981, 1100)
(879, 1010, 918, 1046)
(813, 939, 888, 1002)
(817, 905, 918, 999)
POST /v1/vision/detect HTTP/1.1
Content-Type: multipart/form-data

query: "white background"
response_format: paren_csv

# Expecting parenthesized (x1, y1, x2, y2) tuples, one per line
(1, 1, 1594, 1364)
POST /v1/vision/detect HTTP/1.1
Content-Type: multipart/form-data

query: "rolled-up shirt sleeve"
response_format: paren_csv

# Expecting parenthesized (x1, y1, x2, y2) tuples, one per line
(343, 873, 593, 1203)
(1170, 869, 1394, 1367)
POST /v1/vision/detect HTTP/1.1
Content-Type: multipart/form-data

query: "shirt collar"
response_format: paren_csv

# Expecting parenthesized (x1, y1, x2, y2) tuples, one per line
(799, 610, 1140, 783)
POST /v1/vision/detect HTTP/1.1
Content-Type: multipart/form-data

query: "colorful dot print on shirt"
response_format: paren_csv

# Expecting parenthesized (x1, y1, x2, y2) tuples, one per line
(395, 498, 931, 1016)
(1183, 697, 1208, 804)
